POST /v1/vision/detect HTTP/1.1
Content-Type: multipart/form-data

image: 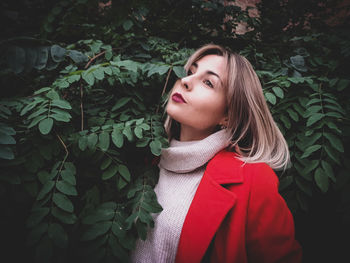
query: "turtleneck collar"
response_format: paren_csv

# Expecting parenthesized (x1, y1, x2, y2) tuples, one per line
(159, 129, 232, 173)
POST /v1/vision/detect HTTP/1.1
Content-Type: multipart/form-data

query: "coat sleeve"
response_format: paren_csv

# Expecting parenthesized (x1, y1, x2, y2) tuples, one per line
(245, 163, 302, 263)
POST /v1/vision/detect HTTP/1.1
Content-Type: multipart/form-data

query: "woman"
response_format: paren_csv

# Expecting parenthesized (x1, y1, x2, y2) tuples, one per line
(131, 44, 302, 263)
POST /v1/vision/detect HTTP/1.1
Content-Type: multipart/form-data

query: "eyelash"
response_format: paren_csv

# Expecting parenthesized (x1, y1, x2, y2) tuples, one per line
(204, 80, 213, 88)
(186, 70, 214, 88)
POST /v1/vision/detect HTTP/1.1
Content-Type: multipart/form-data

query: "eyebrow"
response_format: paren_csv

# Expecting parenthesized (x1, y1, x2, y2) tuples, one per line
(192, 62, 223, 85)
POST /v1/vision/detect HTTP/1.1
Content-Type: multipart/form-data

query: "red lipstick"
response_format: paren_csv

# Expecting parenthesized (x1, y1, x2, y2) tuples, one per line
(172, 93, 186, 103)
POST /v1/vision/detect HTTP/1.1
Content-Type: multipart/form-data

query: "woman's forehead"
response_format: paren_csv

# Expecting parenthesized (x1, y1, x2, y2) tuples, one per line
(193, 55, 226, 76)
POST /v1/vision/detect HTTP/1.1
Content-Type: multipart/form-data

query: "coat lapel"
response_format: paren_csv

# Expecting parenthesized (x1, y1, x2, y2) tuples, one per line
(175, 150, 244, 263)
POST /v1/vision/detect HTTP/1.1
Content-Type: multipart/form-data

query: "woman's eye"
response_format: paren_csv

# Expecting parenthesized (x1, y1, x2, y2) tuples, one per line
(204, 80, 213, 88)
(187, 70, 193, 76)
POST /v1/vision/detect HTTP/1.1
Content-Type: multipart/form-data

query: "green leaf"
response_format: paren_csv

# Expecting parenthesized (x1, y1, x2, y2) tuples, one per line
(56, 181, 78, 196)
(7, 46, 25, 73)
(326, 112, 343, 118)
(0, 132, 16, 144)
(123, 126, 133, 141)
(34, 87, 52, 95)
(51, 99, 72, 109)
(28, 108, 47, 120)
(323, 132, 344, 152)
(135, 220, 147, 240)
(306, 113, 324, 127)
(26, 207, 50, 228)
(100, 158, 112, 170)
(37, 170, 52, 184)
(68, 50, 88, 63)
(118, 177, 128, 190)
(280, 115, 291, 129)
(51, 45, 66, 62)
(279, 176, 293, 192)
(141, 201, 163, 213)
(28, 115, 47, 128)
(78, 136, 88, 151)
(306, 98, 321, 106)
(123, 19, 134, 31)
(301, 159, 319, 178)
(118, 164, 131, 182)
(34, 46, 49, 70)
(150, 140, 162, 156)
(46, 90, 60, 100)
(87, 133, 98, 149)
(48, 223, 68, 248)
(39, 118, 54, 135)
(37, 180, 55, 200)
(272, 86, 284, 98)
(98, 132, 110, 151)
(64, 162, 76, 174)
(134, 126, 143, 139)
(301, 145, 321, 159)
(112, 60, 139, 73)
(314, 168, 329, 193)
(61, 170, 76, 186)
(102, 165, 118, 180)
(0, 146, 14, 160)
(67, 74, 81, 83)
(52, 207, 77, 224)
(53, 192, 74, 213)
(337, 79, 349, 91)
(321, 160, 336, 183)
(265, 92, 276, 104)
(147, 65, 170, 77)
(111, 222, 125, 239)
(326, 122, 341, 133)
(173, 66, 186, 78)
(93, 67, 105, 80)
(111, 97, 131, 111)
(111, 129, 124, 148)
(108, 234, 130, 261)
(82, 71, 95, 85)
(80, 221, 112, 241)
(304, 132, 322, 148)
(324, 145, 341, 165)
(82, 206, 116, 225)
(286, 109, 299, 121)
(51, 113, 71, 122)
(136, 137, 150, 147)
(103, 66, 113, 75)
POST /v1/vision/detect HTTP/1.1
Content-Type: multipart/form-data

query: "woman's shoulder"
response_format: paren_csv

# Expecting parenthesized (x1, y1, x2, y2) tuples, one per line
(209, 149, 278, 185)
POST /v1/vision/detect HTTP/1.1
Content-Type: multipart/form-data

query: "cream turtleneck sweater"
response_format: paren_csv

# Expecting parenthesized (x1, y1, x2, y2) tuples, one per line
(130, 129, 231, 263)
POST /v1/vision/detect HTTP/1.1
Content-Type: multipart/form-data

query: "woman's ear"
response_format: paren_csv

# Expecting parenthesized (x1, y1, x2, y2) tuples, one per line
(219, 116, 228, 129)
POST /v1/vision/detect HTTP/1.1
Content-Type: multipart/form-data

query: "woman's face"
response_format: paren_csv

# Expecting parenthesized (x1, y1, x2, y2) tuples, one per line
(166, 54, 228, 141)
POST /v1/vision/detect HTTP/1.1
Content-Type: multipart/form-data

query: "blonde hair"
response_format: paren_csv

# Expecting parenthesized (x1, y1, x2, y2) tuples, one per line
(164, 44, 290, 170)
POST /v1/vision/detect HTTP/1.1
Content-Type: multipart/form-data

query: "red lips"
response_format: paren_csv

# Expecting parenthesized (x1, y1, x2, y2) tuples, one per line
(172, 93, 186, 103)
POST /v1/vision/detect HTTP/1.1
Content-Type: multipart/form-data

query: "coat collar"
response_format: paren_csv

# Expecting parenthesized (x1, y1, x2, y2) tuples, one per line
(175, 150, 244, 263)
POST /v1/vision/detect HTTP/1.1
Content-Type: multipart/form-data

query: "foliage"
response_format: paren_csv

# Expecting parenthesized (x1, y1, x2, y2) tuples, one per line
(0, 0, 349, 262)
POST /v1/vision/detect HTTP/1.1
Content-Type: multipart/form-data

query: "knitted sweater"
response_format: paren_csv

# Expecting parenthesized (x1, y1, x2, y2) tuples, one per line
(130, 129, 231, 263)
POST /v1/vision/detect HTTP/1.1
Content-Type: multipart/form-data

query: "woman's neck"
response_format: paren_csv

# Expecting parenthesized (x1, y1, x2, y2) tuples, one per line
(179, 124, 215, 142)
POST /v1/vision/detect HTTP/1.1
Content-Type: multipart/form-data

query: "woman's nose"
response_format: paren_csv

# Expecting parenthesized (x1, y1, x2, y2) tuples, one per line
(180, 76, 192, 90)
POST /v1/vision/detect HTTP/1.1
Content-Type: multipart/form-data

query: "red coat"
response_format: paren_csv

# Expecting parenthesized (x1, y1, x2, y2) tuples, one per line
(175, 150, 302, 263)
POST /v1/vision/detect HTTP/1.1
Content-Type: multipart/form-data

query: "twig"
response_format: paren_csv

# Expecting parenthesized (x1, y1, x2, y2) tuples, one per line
(56, 133, 69, 158)
(156, 67, 172, 114)
(84, 47, 120, 69)
(161, 67, 172, 97)
(84, 50, 107, 69)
